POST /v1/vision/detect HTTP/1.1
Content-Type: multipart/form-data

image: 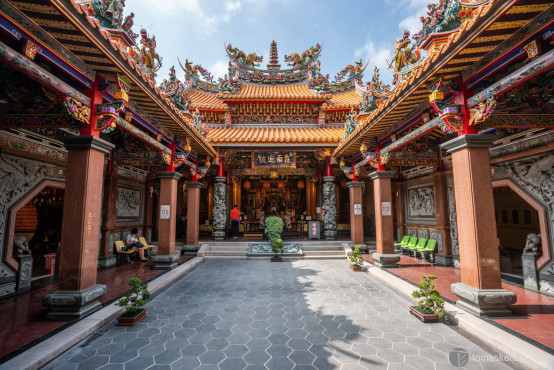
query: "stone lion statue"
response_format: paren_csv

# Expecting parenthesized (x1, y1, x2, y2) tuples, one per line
(523, 233, 541, 256)
(14, 236, 31, 256)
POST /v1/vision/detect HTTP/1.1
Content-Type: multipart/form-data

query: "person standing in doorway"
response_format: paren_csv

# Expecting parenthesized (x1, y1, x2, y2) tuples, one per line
(230, 205, 241, 239)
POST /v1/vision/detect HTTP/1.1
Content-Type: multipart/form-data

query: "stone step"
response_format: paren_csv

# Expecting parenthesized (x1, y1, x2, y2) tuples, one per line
(303, 250, 345, 256)
(204, 255, 248, 260)
(207, 246, 250, 251)
(303, 256, 346, 260)
(301, 246, 344, 251)
(205, 250, 249, 256)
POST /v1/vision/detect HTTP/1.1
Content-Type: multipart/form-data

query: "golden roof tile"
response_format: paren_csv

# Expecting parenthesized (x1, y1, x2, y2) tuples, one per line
(188, 89, 227, 110)
(219, 82, 331, 101)
(321, 89, 363, 110)
(207, 125, 344, 145)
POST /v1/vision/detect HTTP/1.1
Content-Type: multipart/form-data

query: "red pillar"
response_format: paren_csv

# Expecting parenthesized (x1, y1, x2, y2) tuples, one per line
(186, 182, 203, 246)
(153, 142, 182, 269)
(443, 135, 516, 315)
(347, 181, 364, 244)
(43, 78, 115, 319)
(370, 167, 399, 268)
(325, 156, 332, 177)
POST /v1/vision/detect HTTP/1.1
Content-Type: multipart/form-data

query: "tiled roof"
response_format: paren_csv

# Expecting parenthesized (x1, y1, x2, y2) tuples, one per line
(207, 125, 344, 145)
(188, 89, 227, 110)
(321, 89, 363, 110)
(219, 82, 331, 101)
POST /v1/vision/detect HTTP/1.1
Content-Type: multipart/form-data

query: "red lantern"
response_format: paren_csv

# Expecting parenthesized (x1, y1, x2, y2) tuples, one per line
(263, 181, 271, 189)
(243, 180, 251, 190)
(278, 181, 286, 189)
(297, 180, 305, 189)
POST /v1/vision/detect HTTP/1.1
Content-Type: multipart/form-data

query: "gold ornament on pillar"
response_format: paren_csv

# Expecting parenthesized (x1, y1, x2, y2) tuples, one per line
(296, 180, 305, 189)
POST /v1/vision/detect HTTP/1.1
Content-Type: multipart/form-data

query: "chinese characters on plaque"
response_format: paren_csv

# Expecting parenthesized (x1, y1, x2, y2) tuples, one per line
(252, 152, 296, 167)
(160, 205, 171, 219)
(381, 202, 391, 216)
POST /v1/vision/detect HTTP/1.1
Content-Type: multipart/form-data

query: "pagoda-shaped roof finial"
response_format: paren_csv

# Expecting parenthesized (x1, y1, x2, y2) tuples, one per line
(267, 40, 280, 70)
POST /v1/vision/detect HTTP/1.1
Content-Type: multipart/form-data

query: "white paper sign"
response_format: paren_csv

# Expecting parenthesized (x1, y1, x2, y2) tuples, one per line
(160, 205, 171, 219)
(353, 204, 362, 215)
(381, 202, 391, 216)
(316, 207, 321, 214)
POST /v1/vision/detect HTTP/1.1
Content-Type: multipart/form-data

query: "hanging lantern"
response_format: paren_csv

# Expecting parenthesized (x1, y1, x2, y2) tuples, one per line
(278, 181, 286, 189)
(297, 180, 305, 189)
(263, 181, 271, 189)
(243, 180, 251, 190)
(341, 179, 348, 189)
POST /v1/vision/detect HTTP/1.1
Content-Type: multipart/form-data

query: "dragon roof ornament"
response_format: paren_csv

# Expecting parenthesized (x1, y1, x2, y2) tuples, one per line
(159, 66, 192, 112)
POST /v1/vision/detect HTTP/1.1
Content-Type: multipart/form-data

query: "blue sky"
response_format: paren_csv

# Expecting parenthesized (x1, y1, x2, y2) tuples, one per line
(125, 0, 431, 85)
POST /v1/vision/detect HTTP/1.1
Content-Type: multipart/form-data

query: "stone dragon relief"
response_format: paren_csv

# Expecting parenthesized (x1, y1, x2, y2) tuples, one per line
(499, 153, 554, 276)
(0, 154, 65, 294)
(212, 181, 227, 232)
(322, 181, 337, 235)
(446, 175, 459, 259)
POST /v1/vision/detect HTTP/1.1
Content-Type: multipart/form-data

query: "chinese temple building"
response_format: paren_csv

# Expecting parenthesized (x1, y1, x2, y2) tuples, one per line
(0, 0, 554, 365)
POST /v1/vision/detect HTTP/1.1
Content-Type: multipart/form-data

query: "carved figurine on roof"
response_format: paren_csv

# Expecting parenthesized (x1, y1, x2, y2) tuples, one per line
(218, 62, 241, 92)
(284, 43, 322, 67)
(387, 30, 421, 84)
(226, 44, 263, 67)
(412, 0, 462, 44)
(88, 0, 126, 28)
(129, 29, 162, 79)
(179, 59, 215, 84)
(334, 59, 365, 83)
(307, 60, 330, 91)
(159, 66, 191, 111)
(342, 108, 359, 141)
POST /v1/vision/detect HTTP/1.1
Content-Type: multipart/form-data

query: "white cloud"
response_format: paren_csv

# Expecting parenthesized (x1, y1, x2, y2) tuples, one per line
(210, 59, 230, 79)
(354, 41, 392, 72)
(396, 0, 429, 35)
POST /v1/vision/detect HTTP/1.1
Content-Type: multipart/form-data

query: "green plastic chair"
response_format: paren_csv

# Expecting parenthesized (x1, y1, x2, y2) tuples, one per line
(408, 238, 426, 256)
(417, 239, 437, 261)
(401, 236, 417, 255)
(394, 236, 409, 247)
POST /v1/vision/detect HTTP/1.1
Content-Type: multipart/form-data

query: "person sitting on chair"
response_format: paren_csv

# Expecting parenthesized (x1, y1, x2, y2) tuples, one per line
(126, 228, 147, 261)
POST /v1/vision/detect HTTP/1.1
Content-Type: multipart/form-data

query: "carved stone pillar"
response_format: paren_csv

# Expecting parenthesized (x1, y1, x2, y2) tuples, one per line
(442, 135, 516, 316)
(348, 181, 364, 244)
(152, 171, 182, 270)
(186, 182, 203, 246)
(212, 176, 227, 240)
(433, 172, 452, 266)
(15, 255, 32, 293)
(370, 171, 400, 268)
(43, 136, 114, 320)
(322, 176, 337, 240)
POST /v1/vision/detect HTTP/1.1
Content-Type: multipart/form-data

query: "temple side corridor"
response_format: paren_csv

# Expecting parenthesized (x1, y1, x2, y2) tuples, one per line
(44, 260, 514, 370)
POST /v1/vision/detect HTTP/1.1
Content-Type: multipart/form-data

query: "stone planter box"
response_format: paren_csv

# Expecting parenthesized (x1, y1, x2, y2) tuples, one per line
(350, 265, 363, 271)
(410, 306, 439, 323)
(117, 309, 147, 326)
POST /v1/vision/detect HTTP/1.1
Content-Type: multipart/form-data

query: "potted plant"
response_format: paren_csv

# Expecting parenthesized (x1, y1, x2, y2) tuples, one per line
(271, 238, 284, 262)
(115, 278, 151, 326)
(349, 246, 364, 271)
(410, 275, 446, 323)
(265, 214, 284, 262)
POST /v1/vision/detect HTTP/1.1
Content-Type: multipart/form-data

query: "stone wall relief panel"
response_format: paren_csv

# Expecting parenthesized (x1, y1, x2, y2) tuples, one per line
(407, 228, 416, 237)
(407, 184, 436, 219)
(116, 186, 143, 220)
(418, 229, 428, 240)
(429, 230, 444, 252)
(108, 232, 121, 254)
(0, 153, 65, 298)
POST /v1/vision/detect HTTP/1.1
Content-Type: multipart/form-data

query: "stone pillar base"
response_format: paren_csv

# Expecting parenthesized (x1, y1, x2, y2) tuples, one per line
(324, 230, 337, 240)
(16, 255, 33, 293)
(97, 256, 117, 269)
(212, 230, 226, 240)
(371, 252, 400, 268)
(434, 254, 453, 267)
(522, 253, 539, 291)
(451, 283, 517, 317)
(181, 244, 201, 254)
(43, 284, 106, 320)
(152, 252, 180, 270)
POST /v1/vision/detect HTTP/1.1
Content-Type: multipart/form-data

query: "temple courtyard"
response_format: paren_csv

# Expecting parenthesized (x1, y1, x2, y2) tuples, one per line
(42, 260, 517, 370)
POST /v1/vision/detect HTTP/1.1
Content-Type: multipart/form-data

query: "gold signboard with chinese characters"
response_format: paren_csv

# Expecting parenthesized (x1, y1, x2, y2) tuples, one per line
(251, 152, 296, 168)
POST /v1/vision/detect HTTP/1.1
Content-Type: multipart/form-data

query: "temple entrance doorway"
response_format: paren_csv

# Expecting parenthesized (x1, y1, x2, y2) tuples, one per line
(240, 175, 314, 239)
(493, 186, 541, 276)
(13, 187, 65, 279)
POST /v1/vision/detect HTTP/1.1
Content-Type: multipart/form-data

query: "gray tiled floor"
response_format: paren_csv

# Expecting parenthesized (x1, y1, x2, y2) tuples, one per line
(44, 260, 512, 369)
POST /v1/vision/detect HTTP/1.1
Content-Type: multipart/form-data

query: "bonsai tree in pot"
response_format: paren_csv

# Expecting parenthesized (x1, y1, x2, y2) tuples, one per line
(410, 275, 446, 323)
(349, 246, 364, 271)
(265, 212, 284, 261)
(115, 277, 151, 326)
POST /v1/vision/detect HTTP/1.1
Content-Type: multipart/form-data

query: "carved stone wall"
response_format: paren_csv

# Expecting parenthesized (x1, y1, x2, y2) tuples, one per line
(407, 185, 436, 218)
(493, 153, 554, 289)
(0, 153, 65, 298)
(446, 174, 459, 259)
